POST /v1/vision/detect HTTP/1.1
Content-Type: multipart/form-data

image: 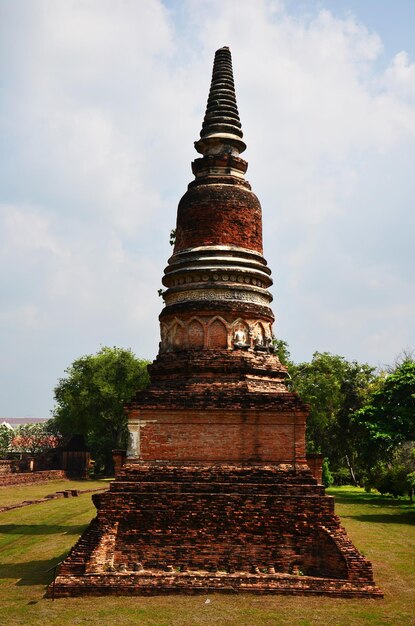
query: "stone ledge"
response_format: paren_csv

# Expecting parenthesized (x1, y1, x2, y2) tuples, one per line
(50, 571, 383, 598)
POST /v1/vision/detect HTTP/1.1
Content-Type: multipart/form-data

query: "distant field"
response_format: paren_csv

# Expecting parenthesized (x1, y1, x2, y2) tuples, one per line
(0, 483, 414, 625)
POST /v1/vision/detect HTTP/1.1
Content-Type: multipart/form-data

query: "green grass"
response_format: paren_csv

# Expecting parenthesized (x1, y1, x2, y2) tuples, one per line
(0, 484, 414, 625)
(0, 478, 111, 508)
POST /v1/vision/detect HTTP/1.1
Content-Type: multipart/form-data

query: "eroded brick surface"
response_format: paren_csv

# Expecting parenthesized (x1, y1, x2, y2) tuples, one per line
(51, 464, 381, 598)
(175, 183, 263, 254)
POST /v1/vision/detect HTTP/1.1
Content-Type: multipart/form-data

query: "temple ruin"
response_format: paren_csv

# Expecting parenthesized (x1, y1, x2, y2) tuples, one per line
(51, 47, 382, 598)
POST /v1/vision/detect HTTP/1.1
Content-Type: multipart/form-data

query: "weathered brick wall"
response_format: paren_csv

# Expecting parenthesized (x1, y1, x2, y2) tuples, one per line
(307, 453, 324, 484)
(145, 349, 290, 390)
(128, 347, 308, 464)
(0, 470, 66, 486)
(129, 409, 306, 463)
(175, 184, 263, 254)
(52, 463, 380, 598)
(108, 493, 346, 577)
(112, 450, 127, 476)
(0, 460, 13, 475)
(52, 572, 382, 598)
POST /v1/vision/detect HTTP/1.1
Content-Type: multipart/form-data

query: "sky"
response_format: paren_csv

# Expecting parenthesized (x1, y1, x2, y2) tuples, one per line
(1, 0, 414, 417)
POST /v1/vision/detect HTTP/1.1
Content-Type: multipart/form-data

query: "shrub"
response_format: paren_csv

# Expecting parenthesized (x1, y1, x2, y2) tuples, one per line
(322, 458, 334, 487)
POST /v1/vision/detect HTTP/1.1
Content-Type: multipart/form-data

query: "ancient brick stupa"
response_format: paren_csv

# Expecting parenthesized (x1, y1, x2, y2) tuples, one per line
(52, 47, 381, 597)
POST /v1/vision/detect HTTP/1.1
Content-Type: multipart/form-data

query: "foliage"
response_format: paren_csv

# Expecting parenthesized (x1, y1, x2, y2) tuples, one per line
(321, 458, 333, 487)
(354, 359, 415, 468)
(261, 341, 415, 489)
(0, 421, 60, 457)
(0, 424, 13, 457)
(273, 338, 291, 367)
(289, 352, 376, 484)
(365, 442, 415, 500)
(9, 421, 61, 454)
(52, 346, 150, 474)
(331, 467, 354, 486)
(367, 464, 410, 499)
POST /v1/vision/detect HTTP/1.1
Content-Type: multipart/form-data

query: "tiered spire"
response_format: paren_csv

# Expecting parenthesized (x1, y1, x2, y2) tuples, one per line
(158, 46, 273, 355)
(195, 47, 246, 156)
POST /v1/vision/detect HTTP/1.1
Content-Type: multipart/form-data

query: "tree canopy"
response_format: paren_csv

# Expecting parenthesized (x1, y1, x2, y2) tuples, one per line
(0, 424, 13, 457)
(276, 345, 415, 495)
(354, 359, 415, 444)
(10, 421, 60, 454)
(52, 346, 150, 473)
(0, 421, 60, 457)
(288, 352, 376, 484)
(353, 359, 415, 470)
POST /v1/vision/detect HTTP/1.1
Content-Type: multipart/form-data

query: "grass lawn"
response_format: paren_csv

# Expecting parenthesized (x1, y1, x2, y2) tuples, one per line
(0, 478, 111, 508)
(0, 484, 414, 625)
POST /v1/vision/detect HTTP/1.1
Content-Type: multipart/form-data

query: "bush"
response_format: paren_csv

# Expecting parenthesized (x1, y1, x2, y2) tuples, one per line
(366, 463, 412, 499)
(331, 467, 352, 486)
(322, 458, 333, 487)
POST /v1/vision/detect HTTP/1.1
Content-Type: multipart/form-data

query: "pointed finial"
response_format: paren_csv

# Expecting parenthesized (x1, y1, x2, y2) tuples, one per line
(195, 47, 246, 156)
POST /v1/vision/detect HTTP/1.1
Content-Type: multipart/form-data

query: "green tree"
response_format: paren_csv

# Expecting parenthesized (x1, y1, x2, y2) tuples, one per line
(0, 424, 13, 457)
(53, 347, 150, 474)
(354, 359, 415, 472)
(273, 338, 291, 367)
(289, 352, 376, 484)
(321, 458, 334, 487)
(10, 421, 60, 454)
(366, 442, 415, 500)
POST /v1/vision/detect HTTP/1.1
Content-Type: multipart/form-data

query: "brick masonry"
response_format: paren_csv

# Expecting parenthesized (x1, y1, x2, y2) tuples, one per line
(0, 460, 13, 475)
(0, 470, 66, 487)
(52, 464, 381, 598)
(175, 182, 263, 254)
(51, 47, 382, 598)
(129, 409, 306, 463)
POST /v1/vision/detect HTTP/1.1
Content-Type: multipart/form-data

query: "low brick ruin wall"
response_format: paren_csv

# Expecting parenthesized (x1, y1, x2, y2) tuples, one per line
(0, 470, 67, 487)
(0, 460, 14, 475)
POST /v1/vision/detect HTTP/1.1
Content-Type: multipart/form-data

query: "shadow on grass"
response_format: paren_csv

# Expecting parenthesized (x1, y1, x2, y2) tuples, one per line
(329, 489, 415, 509)
(0, 552, 68, 585)
(0, 523, 86, 535)
(341, 511, 415, 525)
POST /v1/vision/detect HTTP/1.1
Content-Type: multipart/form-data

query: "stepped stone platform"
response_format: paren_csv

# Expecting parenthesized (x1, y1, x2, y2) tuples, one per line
(51, 463, 381, 598)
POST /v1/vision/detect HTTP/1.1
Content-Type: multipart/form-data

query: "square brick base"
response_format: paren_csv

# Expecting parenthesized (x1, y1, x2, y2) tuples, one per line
(50, 463, 382, 598)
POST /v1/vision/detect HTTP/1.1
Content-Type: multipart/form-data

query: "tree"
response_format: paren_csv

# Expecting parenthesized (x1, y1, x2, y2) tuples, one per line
(353, 359, 415, 472)
(366, 442, 415, 500)
(10, 421, 61, 454)
(273, 338, 291, 367)
(289, 352, 376, 484)
(53, 347, 150, 474)
(0, 424, 13, 457)
(321, 458, 333, 487)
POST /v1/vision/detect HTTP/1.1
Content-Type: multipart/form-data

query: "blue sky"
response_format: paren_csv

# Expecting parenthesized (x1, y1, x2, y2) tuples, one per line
(1, 0, 414, 417)
(286, 1, 415, 59)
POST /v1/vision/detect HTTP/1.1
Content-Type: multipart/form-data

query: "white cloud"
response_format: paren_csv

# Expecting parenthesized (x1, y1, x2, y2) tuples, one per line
(1, 204, 63, 256)
(0, 304, 44, 331)
(383, 51, 415, 101)
(0, 0, 414, 414)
